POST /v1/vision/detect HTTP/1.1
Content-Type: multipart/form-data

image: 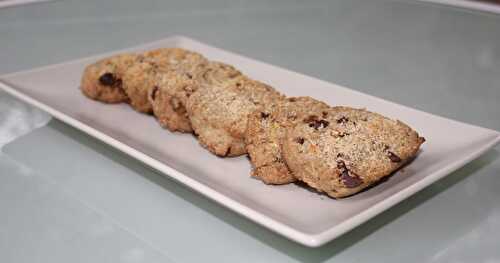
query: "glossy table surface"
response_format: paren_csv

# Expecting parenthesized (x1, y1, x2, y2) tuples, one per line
(1, 0, 499, 262)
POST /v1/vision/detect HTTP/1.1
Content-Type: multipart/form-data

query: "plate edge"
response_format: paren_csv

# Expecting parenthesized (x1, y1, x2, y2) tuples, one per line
(0, 80, 320, 247)
(311, 132, 500, 246)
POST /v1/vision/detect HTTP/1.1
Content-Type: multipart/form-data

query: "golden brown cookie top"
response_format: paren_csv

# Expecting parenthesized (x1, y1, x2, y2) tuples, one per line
(80, 53, 139, 103)
(283, 106, 425, 198)
(186, 76, 284, 157)
(245, 97, 331, 184)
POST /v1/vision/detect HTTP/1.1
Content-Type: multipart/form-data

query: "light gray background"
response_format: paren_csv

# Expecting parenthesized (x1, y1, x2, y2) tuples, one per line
(1, 0, 499, 262)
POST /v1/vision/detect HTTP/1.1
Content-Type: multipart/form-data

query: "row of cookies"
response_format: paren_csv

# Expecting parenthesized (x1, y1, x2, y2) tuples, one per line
(81, 48, 425, 198)
(81, 48, 281, 155)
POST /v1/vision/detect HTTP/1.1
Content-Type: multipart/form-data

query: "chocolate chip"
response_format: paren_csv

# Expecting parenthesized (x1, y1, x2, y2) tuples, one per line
(151, 86, 159, 101)
(186, 73, 193, 79)
(295, 137, 305, 144)
(337, 160, 363, 188)
(308, 121, 318, 129)
(387, 151, 402, 162)
(288, 98, 297, 102)
(341, 172, 363, 188)
(308, 119, 329, 130)
(260, 112, 270, 119)
(99, 73, 117, 86)
(319, 119, 329, 128)
(336, 116, 349, 124)
(322, 111, 328, 118)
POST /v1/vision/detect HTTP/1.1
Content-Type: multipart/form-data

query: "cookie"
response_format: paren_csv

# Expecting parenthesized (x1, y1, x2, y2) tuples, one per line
(121, 60, 159, 113)
(149, 61, 241, 133)
(282, 106, 425, 198)
(80, 53, 138, 103)
(186, 76, 284, 157)
(245, 97, 330, 184)
(121, 48, 205, 113)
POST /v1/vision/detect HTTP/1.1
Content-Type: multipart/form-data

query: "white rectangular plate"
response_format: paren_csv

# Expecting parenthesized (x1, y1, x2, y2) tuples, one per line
(1, 36, 499, 247)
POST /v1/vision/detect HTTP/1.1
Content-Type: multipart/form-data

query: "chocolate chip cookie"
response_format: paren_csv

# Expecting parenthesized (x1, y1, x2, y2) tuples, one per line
(245, 97, 330, 184)
(282, 106, 425, 198)
(122, 48, 205, 114)
(186, 76, 284, 157)
(80, 53, 138, 103)
(148, 60, 240, 133)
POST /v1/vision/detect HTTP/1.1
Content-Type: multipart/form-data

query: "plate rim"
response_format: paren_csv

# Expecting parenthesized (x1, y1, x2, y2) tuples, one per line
(1, 35, 499, 247)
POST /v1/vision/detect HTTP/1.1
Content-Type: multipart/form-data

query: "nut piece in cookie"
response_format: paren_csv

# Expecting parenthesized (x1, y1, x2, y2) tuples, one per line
(186, 76, 284, 157)
(245, 97, 330, 184)
(282, 106, 425, 198)
(148, 61, 240, 133)
(80, 54, 138, 103)
(122, 48, 205, 114)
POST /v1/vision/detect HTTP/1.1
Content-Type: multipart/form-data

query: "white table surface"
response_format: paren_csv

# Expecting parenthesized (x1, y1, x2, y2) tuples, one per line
(1, 0, 499, 262)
